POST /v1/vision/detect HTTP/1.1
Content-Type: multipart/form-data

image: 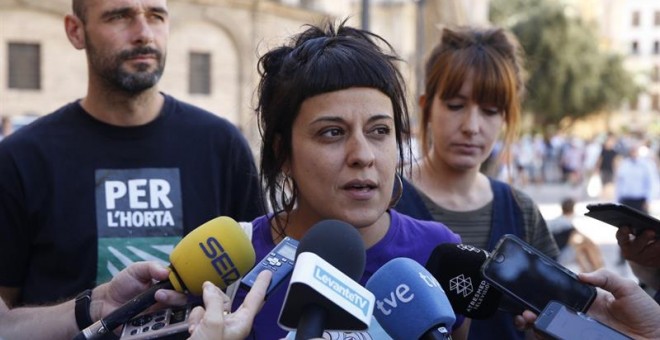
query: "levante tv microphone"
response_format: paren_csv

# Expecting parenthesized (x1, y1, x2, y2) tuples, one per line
(425, 243, 502, 319)
(277, 219, 375, 340)
(366, 257, 456, 340)
(75, 216, 256, 340)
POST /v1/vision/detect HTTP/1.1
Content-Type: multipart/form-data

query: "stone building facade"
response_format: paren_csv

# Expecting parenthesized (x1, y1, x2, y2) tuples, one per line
(0, 0, 482, 146)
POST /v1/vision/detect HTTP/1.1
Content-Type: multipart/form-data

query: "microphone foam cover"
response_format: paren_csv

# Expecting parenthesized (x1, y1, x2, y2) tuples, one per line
(425, 243, 501, 319)
(296, 219, 366, 281)
(366, 257, 455, 340)
(168, 216, 256, 295)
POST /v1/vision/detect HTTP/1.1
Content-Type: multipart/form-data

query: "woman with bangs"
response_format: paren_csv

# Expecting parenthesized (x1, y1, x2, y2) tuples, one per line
(229, 21, 469, 340)
(394, 27, 559, 339)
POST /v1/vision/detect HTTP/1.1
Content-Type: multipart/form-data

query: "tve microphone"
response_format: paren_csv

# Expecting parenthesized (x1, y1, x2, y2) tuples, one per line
(76, 216, 256, 339)
(278, 219, 375, 340)
(366, 257, 455, 340)
(425, 243, 501, 319)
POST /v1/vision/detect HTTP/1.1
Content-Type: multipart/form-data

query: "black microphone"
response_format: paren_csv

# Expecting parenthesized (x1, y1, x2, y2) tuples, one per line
(425, 243, 503, 319)
(277, 219, 374, 340)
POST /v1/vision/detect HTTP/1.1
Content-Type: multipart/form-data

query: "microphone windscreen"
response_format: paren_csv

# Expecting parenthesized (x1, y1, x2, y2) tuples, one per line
(425, 243, 501, 319)
(366, 257, 455, 340)
(168, 216, 256, 295)
(296, 219, 365, 281)
(278, 219, 373, 334)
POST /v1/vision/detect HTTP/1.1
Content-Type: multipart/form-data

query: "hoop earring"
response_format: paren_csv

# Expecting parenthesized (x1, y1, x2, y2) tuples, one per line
(388, 173, 403, 209)
(280, 174, 297, 212)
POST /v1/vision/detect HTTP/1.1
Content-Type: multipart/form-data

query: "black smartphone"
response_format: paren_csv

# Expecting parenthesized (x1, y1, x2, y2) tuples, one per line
(240, 236, 299, 297)
(119, 304, 192, 340)
(481, 234, 597, 314)
(585, 202, 660, 236)
(534, 301, 631, 340)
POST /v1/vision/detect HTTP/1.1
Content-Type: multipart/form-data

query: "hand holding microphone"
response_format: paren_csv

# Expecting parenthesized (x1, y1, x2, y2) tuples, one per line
(0, 261, 185, 340)
(366, 257, 456, 340)
(75, 216, 256, 339)
(91, 261, 188, 326)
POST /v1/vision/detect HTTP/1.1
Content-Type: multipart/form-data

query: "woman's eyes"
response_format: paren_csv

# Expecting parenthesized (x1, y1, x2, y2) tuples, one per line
(445, 103, 501, 115)
(317, 125, 391, 138)
(446, 104, 464, 111)
(372, 126, 392, 135)
(482, 108, 501, 116)
(319, 128, 344, 138)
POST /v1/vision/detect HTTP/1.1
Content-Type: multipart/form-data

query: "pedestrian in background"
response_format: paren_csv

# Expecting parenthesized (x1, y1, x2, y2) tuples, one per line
(615, 140, 659, 214)
(595, 133, 619, 200)
(547, 197, 603, 273)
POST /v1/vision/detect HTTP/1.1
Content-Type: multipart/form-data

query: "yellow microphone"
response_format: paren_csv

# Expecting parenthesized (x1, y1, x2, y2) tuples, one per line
(169, 216, 256, 295)
(76, 216, 256, 339)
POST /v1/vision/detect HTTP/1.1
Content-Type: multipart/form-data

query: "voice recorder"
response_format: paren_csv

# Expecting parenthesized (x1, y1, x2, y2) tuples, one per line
(119, 304, 192, 340)
(240, 236, 299, 297)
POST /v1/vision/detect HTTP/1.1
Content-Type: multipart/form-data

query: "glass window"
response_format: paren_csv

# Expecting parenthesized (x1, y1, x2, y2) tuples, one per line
(8, 42, 41, 90)
(189, 52, 211, 95)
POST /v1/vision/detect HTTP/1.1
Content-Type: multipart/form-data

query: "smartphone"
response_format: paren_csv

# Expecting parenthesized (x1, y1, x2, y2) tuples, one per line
(240, 236, 299, 297)
(534, 301, 631, 340)
(585, 202, 660, 236)
(119, 304, 192, 340)
(481, 234, 597, 314)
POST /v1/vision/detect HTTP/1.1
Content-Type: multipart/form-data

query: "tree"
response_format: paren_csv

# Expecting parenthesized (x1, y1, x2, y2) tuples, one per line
(490, 0, 638, 128)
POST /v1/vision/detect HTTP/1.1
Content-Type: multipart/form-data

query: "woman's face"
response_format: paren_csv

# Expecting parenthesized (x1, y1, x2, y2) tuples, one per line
(287, 87, 397, 229)
(427, 74, 504, 171)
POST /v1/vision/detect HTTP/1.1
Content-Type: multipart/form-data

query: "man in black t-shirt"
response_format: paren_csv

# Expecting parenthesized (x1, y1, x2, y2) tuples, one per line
(0, 0, 263, 310)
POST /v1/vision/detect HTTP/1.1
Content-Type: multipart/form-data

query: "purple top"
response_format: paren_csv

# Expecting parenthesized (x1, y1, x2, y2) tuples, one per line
(232, 209, 464, 339)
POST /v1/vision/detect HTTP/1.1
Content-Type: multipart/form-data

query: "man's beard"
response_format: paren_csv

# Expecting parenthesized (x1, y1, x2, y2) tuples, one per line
(86, 39, 166, 94)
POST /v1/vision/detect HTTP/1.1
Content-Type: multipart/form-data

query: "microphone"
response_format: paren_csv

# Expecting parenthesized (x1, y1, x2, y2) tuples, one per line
(366, 257, 456, 340)
(277, 219, 375, 340)
(76, 216, 256, 339)
(425, 243, 502, 319)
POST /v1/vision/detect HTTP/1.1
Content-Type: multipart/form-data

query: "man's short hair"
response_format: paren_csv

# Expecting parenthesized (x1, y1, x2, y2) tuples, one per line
(561, 197, 575, 214)
(72, 0, 86, 22)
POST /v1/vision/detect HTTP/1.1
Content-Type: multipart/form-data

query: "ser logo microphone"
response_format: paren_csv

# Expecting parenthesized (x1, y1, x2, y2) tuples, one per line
(199, 237, 240, 287)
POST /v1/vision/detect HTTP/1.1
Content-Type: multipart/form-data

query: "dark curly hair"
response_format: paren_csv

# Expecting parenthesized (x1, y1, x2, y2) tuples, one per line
(256, 20, 411, 237)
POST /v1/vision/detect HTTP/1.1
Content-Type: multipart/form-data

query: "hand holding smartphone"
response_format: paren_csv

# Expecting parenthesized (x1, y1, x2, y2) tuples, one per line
(585, 203, 660, 237)
(534, 301, 632, 340)
(481, 234, 597, 314)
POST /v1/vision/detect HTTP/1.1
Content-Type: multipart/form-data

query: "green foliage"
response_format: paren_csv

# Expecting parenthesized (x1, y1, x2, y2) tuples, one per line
(490, 0, 639, 128)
